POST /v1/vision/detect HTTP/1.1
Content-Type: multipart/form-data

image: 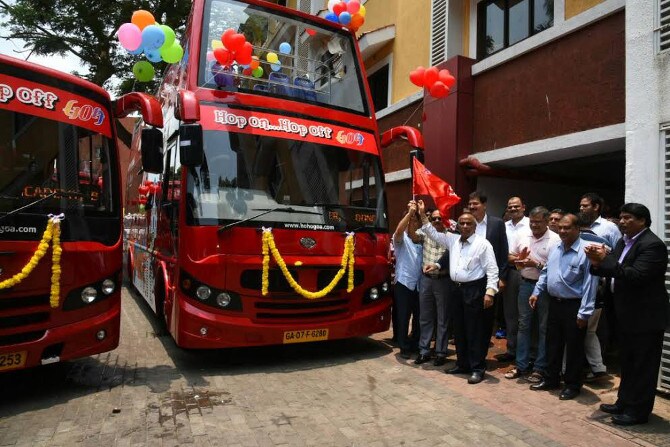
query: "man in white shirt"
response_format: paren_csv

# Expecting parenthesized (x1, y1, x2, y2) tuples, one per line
(504, 206, 560, 383)
(415, 200, 499, 385)
(498, 196, 531, 362)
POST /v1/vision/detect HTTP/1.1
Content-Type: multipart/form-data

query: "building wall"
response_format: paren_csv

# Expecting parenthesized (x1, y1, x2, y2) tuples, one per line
(565, 0, 607, 20)
(472, 11, 624, 153)
(360, 0, 431, 104)
(626, 0, 667, 234)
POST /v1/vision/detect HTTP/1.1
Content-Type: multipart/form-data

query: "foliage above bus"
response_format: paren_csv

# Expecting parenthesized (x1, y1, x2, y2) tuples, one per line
(199, 0, 370, 115)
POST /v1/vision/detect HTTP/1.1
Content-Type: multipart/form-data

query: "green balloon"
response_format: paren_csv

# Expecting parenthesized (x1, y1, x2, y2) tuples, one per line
(252, 66, 264, 78)
(161, 42, 183, 64)
(159, 25, 176, 50)
(132, 61, 155, 82)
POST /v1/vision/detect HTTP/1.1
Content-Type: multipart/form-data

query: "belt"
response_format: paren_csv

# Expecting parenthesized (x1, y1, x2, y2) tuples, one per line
(452, 277, 486, 288)
(521, 277, 538, 283)
(423, 272, 447, 279)
(549, 295, 580, 302)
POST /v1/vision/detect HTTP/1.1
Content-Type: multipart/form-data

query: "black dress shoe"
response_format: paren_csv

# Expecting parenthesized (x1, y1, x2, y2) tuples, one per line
(433, 356, 447, 366)
(612, 414, 648, 426)
(529, 380, 560, 391)
(559, 388, 580, 400)
(414, 354, 431, 365)
(445, 366, 471, 374)
(399, 349, 412, 359)
(468, 371, 484, 384)
(599, 403, 623, 415)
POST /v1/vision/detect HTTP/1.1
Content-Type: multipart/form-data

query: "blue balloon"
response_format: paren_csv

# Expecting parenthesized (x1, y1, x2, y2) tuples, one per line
(128, 46, 144, 55)
(141, 25, 165, 50)
(279, 42, 292, 54)
(325, 12, 339, 22)
(338, 12, 352, 25)
(145, 48, 162, 63)
(271, 63, 281, 72)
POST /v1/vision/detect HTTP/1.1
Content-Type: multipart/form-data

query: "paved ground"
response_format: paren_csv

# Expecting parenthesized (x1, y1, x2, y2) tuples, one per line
(0, 286, 668, 446)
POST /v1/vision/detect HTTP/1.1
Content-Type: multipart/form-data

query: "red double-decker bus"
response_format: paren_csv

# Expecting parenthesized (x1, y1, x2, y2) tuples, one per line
(125, 0, 421, 348)
(0, 54, 162, 371)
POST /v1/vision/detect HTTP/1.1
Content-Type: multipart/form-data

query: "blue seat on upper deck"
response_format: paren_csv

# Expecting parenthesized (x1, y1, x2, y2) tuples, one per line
(268, 72, 293, 97)
(253, 84, 269, 92)
(293, 77, 317, 102)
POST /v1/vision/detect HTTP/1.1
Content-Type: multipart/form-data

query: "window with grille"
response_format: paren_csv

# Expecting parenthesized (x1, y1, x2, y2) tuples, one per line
(659, 0, 670, 52)
(662, 129, 670, 392)
(430, 0, 448, 66)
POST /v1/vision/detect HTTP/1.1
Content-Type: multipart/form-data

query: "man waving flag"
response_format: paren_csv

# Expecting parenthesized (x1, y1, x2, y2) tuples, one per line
(412, 157, 461, 217)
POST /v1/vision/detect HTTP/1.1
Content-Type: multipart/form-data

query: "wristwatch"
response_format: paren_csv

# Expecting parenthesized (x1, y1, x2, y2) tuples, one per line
(536, 261, 543, 270)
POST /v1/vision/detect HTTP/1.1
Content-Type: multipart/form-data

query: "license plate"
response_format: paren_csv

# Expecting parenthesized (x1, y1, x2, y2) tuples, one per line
(283, 328, 329, 344)
(0, 351, 27, 371)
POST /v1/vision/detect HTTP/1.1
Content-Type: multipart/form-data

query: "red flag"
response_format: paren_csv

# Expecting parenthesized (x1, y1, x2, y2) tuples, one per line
(412, 157, 461, 216)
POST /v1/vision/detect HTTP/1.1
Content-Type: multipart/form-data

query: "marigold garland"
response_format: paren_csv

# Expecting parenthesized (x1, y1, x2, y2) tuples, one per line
(261, 228, 355, 299)
(0, 215, 63, 308)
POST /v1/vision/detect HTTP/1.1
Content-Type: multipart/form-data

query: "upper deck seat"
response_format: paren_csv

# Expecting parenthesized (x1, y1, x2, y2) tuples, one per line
(268, 72, 293, 97)
(293, 77, 317, 102)
(253, 84, 269, 92)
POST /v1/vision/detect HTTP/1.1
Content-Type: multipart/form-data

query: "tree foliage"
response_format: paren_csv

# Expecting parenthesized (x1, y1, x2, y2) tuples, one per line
(0, 0, 192, 95)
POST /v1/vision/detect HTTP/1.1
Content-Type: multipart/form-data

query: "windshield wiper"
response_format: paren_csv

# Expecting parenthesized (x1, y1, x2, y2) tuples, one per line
(0, 192, 57, 222)
(217, 206, 322, 232)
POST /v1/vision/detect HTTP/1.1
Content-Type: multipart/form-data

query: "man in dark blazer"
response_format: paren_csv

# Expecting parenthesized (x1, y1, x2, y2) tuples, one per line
(586, 203, 669, 426)
(466, 192, 509, 358)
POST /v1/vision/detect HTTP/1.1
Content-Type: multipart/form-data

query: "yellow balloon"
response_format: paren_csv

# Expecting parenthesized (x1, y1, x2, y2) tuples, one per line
(266, 52, 279, 63)
(359, 5, 366, 17)
(212, 40, 223, 49)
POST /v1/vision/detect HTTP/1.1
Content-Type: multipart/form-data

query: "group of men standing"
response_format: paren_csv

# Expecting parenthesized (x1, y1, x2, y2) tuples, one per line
(391, 191, 668, 426)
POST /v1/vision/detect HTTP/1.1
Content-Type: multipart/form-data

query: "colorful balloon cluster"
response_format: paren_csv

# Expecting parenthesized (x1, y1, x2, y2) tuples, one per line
(117, 10, 184, 82)
(409, 66, 456, 99)
(325, 0, 366, 32)
(208, 35, 294, 85)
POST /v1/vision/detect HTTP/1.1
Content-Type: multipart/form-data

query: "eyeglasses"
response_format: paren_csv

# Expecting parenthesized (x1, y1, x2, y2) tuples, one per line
(430, 216, 442, 222)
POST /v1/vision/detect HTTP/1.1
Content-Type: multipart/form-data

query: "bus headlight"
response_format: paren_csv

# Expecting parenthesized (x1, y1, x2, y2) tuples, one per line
(81, 287, 97, 303)
(369, 287, 379, 301)
(101, 279, 115, 295)
(196, 285, 211, 300)
(216, 292, 232, 308)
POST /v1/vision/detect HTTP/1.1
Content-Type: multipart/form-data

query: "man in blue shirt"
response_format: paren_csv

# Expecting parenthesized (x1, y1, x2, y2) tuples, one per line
(528, 214, 598, 400)
(392, 202, 424, 359)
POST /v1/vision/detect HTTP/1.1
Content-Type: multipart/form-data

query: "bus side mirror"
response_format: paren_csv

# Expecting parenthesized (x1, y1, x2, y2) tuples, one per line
(141, 128, 164, 174)
(179, 124, 204, 167)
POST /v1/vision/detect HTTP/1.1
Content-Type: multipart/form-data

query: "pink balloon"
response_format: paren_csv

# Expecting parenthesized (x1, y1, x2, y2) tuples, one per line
(347, 0, 361, 14)
(118, 23, 142, 52)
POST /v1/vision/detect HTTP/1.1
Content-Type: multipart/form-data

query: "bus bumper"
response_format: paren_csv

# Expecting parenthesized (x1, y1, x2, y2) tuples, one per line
(0, 303, 120, 372)
(174, 298, 391, 349)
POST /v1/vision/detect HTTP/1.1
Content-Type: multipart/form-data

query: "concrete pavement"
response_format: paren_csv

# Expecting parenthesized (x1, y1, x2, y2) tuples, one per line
(0, 286, 668, 446)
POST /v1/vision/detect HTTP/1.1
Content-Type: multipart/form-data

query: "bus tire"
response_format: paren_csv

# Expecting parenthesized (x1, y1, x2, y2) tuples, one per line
(154, 268, 169, 331)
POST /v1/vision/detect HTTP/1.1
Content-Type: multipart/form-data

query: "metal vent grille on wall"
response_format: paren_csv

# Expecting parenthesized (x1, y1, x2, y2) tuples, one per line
(660, 130, 670, 392)
(430, 0, 447, 66)
(660, 0, 670, 52)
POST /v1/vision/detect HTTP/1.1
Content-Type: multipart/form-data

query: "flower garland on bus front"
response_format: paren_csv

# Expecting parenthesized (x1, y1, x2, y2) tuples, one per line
(261, 228, 355, 299)
(0, 215, 63, 308)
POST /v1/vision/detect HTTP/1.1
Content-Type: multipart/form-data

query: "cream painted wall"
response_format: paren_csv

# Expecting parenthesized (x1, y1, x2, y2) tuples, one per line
(359, 0, 431, 103)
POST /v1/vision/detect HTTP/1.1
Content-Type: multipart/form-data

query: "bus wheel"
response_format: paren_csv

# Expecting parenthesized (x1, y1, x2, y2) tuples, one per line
(154, 270, 169, 331)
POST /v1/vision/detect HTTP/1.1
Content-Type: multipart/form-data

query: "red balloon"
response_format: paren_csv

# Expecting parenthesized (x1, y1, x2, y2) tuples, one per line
(139, 195, 148, 205)
(242, 67, 252, 76)
(423, 67, 439, 88)
(214, 47, 233, 66)
(222, 28, 236, 49)
(235, 41, 253, 65)
(138, 185, 149, 196)
(228, 33, 246, 53)
(430, 81, 450, 98)
(333, 1, 347, 16)
(409, 66, 426, 87)
(438, 69, 456, 88)
(306, 28, 317, 36)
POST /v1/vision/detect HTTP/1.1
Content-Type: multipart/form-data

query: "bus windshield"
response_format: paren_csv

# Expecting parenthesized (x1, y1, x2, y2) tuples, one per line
(185, 130, 387, 231)
(0, 109, 117, 219)
(200, 0, 369, 115)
